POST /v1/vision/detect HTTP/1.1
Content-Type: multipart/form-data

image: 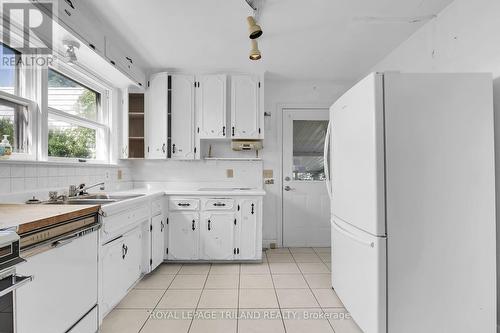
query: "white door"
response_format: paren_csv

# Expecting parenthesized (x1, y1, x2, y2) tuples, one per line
(196, 74, 227, 138)
(282, 109, 330, 247)
(237, 199, 259, 259)
(201, 212, 235, 260)
(145, 73, 168, 159)
(231, 75, 262, 139)
(168, 212, 199, 260)
(151, 215, 165, 269)
(171, 74, 196, 160)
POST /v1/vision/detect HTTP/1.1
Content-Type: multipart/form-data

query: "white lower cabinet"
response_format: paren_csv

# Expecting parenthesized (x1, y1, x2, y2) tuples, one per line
(237, 199, 261, 259)
(151, 214, 166, 269)
(168, 212, 199, 260)
(201, 212, 236, 260)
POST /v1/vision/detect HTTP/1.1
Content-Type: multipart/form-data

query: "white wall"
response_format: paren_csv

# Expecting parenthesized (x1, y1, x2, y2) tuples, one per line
(261, 79, 350, 245)
(370, 0, 500, 328)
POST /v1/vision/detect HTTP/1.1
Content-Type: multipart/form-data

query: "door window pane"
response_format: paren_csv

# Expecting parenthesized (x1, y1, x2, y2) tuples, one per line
(48, 69, 100, 121)
(293, 120, 328, 181)
(0, 99, 28, 154)
(48, 118, 96, 159)
(0, 43, 20, 96)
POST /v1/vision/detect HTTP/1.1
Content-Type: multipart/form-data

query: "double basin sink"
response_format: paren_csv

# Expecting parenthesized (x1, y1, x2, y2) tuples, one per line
(44, 194, 144, 206)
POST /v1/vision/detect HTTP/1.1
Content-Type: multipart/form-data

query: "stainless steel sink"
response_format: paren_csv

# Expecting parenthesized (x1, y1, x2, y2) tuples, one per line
(83, 194, 145, 200)
(43, 193, 145, 206)
(197, 187, 253, 191)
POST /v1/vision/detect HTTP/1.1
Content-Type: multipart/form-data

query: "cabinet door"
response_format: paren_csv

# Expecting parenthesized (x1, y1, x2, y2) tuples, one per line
(101, 237, 126, 317)
(238, 199, 259, 259)
(151, 215, 165, 270)
(201, 212, 235, 260)
(168, 212, 199, 260)
(231, 75, 262, 139)
(145, 73, 168, 159)
(120, 88, 129, 159)
(196, 75, 227, 138)
(122, 228, 143, 290)
(171, 74, 196, 160)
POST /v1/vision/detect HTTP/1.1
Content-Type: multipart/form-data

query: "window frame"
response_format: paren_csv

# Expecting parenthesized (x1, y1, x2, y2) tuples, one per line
(45, 63, 111, 164)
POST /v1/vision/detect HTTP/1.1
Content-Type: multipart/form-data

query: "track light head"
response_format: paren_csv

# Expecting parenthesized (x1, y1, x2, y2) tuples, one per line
(247, 16, 263, 39)
(249, 39, 261, 60)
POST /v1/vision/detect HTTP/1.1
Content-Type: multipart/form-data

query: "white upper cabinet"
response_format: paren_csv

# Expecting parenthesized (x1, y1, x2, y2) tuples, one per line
(171, 75, 196, 160)
(231, 75, 264, 139)
(196, 75, 227, 139)
(105, 39, 146, 87)
(145, 73, 169, 159)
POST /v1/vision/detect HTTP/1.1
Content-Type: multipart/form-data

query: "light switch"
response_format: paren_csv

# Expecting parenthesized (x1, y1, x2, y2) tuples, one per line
(117, 169, 123, 180)
(226, 169, 234, 178)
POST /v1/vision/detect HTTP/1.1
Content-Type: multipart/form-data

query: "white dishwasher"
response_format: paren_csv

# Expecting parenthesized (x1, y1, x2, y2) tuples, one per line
(15, 220, 100, 333)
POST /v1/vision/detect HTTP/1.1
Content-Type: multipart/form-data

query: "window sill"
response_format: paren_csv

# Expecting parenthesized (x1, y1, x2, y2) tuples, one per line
(0, 159, 119, 167)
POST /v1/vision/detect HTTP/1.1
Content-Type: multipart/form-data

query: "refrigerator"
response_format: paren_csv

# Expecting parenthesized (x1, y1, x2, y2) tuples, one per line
(323, 73, 496, 333)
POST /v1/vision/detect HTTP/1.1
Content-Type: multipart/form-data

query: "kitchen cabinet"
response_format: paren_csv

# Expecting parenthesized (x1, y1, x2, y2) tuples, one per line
(236, 199, 261, 259)
(105, 38, 146, 87)
(171, 74, 196, 160)
(196, 74, 227, 139)
(200, 212, 236, 260)
(168, 212, 199, 260)
(231, 75, 264, 139)
(151, 214, 166, 270)
(121, 88, 145, 159)
(145, 73, 169, 159)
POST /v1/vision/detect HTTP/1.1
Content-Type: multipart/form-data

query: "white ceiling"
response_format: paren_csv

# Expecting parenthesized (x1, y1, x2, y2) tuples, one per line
(86, 0, 453, 81)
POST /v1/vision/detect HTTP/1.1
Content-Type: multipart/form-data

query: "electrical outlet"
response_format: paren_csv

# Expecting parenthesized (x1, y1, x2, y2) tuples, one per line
(105, 170, 111, 180)
(226, 169, 234, 178)
(117, 169, 123, 180)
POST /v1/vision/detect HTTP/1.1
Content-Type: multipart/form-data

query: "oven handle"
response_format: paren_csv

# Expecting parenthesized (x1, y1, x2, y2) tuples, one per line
(0, 275, 33, 297)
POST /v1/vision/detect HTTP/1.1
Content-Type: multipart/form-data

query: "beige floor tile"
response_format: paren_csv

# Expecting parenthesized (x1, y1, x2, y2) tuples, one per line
(265, 248, 291, 254)
(134, 273, 175, 290)
(272, 274, 308, 289)
(198, 289, 238, 308)
(178, 264, 211, 275)
(155, 263, 182, 275)
(116, 289, 164, 309)
(169, 275, 207, 289)
(209, 264, 240, 275)
(303, 274, 332, 288)
(240, 274, 274, 289)
(292, 253, 323, 263)
(324, 263, 332, 271)
(313, 247, 331, 254)
(239, 288, 279, 308)
(319, 253, 331, 261)
(241, 263, 270, 275)
(238, 309, 285, 333)
(156, 289, 202, 308)
(312, 289, 344, 308)
(289, 247, 316, 254)
(297, 262, 330, 274)
(100, 309, 150, 333)
(190, 309, 237, 333)
(324, 308, 363, 333)
(283, 308, 334, 333)
(267, 253, 295, 263)
(276, 289, 320, 308)
(140, 312, 192, 333)
(205, 274, 239, 289)
(269, 262, 301, 274)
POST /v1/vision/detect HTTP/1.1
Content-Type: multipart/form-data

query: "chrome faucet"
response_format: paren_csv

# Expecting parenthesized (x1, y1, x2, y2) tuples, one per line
(70, 182, 105, 197)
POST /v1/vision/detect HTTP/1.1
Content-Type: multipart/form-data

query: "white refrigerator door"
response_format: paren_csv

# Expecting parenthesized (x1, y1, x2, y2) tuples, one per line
(332, 218, 386, 333)
(331, 73, 386, 236)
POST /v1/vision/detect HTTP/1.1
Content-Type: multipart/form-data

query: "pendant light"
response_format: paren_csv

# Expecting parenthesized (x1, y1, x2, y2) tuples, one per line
(247, 16, 263, 39)
(249, 39, 261, 60)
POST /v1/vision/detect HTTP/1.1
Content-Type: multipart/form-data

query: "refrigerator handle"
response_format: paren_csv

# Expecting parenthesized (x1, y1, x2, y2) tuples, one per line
(333, 222, 375, 248)
(324, 121, 332, 199)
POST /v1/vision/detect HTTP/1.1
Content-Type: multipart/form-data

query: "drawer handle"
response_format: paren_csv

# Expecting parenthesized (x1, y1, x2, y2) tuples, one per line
(207, 219, 211, 231)
(192, 220, 195, 231)
(213, 203, 226, 207)
(178, 203, 191, 207)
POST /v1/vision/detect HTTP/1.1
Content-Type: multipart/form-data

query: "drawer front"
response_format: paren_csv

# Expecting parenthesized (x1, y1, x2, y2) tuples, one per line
(169, 198, 200, 211)
(151, 198, 163, 216)
(202, 198, 235, 211)
(102, 205, 150, 240)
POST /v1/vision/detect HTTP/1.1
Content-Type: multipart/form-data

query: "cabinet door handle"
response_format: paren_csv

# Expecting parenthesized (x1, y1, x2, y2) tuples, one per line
(122, 243, 128, 259)
(125, 56, 133, 64)
(222, 126, 226, 136)
(232, 127, 235, 136)
(207, 219, 211, 231)
(251, 203, 255, 214)
(162, 143, 166, 153)
(192, 220, 195, 231)
(172, 144, 176, 154)
(161, 221, 164, 232)
(65, 0, 75, 9)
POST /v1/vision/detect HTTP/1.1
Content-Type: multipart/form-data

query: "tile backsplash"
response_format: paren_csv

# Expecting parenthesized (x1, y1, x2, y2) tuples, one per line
(0, 162, 133, 195)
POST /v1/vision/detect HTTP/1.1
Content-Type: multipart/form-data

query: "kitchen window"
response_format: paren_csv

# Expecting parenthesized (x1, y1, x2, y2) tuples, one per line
(47, 68, 109, 162)
(0, 43, 21, 96)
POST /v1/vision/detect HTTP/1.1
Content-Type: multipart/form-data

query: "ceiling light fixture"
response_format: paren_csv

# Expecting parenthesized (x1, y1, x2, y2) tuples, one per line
(249, 39, 261, 60)
(247, 16, 263, 39)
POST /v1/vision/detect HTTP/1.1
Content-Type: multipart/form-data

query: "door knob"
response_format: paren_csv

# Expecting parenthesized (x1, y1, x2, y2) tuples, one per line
(284, 185, 292, 191)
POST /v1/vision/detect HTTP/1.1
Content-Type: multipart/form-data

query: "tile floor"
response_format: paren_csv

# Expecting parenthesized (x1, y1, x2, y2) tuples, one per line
(100, 247, 363, 333)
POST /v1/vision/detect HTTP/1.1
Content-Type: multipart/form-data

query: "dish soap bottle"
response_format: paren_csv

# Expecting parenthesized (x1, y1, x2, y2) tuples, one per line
(0, 135, 12, 159)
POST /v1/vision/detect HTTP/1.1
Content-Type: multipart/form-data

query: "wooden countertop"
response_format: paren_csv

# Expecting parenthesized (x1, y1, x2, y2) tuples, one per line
(0, 204, 100, 234)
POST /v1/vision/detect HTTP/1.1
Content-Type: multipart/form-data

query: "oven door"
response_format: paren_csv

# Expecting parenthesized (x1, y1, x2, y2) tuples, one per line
(0, 269, 33, 333)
